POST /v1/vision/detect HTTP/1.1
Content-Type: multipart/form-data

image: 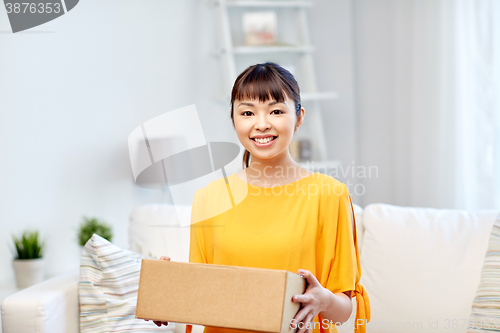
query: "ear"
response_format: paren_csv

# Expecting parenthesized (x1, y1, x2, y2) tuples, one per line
(295, 107, 305, 131)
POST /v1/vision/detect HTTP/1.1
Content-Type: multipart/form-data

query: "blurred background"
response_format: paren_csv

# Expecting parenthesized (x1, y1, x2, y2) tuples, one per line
(0, 0, 499, 284)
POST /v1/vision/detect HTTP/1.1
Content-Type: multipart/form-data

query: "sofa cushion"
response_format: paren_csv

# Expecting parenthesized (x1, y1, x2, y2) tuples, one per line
(468, 213, 500, 332)
(79, 234, 174, 333)
(360, 204, 498, 333)
(128, 204, 192, 261)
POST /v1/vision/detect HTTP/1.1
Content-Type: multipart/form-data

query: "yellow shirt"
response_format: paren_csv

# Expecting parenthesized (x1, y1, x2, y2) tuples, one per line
(187, 172, 370, 333)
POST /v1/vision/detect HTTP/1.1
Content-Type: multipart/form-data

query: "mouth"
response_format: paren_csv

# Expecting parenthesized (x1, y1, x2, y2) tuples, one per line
(251, 136, 278, 147)
(251, 136, 277, 143)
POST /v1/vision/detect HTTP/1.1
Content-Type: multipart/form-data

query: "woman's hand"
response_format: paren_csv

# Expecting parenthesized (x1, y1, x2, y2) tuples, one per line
(290, 269, 330, 333)
(145, 319, 169, 328)
(145, 256, 171, 327)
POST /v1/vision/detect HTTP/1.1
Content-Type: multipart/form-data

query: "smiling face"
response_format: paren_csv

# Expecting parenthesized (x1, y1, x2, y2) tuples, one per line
(229, 62, 304, 168)
(233, 94, 304, 162)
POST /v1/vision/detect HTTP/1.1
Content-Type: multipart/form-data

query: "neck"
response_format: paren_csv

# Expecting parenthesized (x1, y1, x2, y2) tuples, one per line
(245, 150, 305, 180)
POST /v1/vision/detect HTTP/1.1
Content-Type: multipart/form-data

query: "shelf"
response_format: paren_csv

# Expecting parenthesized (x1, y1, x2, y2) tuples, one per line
(225, 0, 313, 8)
(232, 45, 314, 54)
(301, 91, 339, 101)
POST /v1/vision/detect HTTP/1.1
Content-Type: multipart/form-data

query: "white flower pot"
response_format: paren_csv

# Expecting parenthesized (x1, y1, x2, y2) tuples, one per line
(12, 258, 45, 289)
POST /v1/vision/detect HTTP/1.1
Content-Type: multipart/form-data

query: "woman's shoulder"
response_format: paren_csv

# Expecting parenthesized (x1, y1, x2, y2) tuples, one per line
(309, 171, 345, 185)
(306, 172, 350, 199)
(309, 171, 341, 183)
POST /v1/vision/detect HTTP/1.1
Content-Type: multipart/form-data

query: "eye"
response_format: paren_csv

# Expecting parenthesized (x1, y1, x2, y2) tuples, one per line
(241, 111, 253, 116)
(272, 110, 283, 115)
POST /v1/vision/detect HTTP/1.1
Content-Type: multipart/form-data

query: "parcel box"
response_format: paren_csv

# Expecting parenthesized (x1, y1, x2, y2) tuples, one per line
(136, 259, 307, 333)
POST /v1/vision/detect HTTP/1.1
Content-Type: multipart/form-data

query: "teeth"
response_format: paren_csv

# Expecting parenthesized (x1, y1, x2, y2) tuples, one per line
(255, 137, 274, 143)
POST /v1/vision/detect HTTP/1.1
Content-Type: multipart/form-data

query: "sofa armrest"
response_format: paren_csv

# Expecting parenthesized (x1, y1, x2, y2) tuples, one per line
(1, 268, 79, 333)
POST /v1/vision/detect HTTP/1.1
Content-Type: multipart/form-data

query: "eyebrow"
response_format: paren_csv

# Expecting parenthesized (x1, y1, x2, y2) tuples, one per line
(237, 100, 285, 107)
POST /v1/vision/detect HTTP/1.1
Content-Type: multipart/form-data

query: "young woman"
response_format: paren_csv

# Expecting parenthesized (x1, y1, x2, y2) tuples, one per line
(153, 62, 370, 333)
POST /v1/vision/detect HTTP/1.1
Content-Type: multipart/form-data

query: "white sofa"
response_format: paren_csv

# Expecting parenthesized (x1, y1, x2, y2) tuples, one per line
(2, 203, 498, 333)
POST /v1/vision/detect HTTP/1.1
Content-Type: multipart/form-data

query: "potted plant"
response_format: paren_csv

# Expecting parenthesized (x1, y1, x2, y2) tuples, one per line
(77, 216, 113, 247)
(11, 230, 46, 289)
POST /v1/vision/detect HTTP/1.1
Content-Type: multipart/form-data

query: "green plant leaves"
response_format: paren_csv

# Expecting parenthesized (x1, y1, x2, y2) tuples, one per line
(77, 216, 113, 246)
(12, 230, 45, 260)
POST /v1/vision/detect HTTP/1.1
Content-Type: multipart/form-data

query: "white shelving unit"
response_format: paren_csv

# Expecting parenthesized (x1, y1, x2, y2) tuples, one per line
(211, 0, 340, 171)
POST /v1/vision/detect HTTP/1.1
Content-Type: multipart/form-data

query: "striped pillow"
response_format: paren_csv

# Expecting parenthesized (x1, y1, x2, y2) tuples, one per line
(79, 234, 174, 332)
(468, 214, 500, 332)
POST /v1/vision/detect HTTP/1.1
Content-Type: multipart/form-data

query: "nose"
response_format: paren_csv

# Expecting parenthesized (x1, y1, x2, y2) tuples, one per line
(254, 113, 271, 131)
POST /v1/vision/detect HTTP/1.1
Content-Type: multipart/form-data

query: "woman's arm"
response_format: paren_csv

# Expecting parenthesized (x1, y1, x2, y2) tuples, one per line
(319, 289, 353, 324)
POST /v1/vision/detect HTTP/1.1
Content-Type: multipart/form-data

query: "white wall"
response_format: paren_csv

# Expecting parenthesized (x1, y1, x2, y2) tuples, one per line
(0, 1, 358, 283)
(353, 0, 397, 206)
(0, 0, 226, 283)
(310, 0, 361, 202)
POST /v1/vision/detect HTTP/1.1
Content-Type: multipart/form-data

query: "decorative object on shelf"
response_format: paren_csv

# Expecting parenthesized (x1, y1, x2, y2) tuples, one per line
(11, 230, 46, 289)
(77, 216, 113, 247)
(242, 11, 277, 46)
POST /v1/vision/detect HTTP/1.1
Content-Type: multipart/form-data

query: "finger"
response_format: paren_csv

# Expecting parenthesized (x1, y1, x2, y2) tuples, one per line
(296, 318, 308, 333)
(153, 321, 161, 327)
(291, 305, 310, 328)
(292, 293, 312, 303)
(298, 269, 320, 287)
(162, 322, 169, 326)
(159, 256, 171, 261)
(298, 314, 314, 333)
(305, 314, 315, 333)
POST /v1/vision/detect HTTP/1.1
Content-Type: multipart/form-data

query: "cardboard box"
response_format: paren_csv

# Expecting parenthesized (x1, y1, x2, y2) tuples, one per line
(136, 259, 307, 333)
